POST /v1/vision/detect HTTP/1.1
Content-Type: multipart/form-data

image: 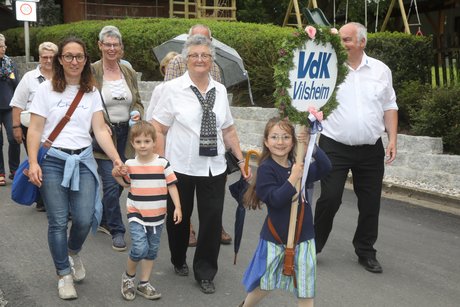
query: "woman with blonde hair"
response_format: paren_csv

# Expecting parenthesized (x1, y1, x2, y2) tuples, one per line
(10, 41, 58, 210)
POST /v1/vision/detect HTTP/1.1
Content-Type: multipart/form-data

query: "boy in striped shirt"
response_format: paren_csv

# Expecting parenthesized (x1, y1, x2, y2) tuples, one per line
(113, 120, 182, 301)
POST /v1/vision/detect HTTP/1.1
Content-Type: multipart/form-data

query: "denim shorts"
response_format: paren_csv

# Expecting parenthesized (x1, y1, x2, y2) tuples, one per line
(129, 221, 163, 262)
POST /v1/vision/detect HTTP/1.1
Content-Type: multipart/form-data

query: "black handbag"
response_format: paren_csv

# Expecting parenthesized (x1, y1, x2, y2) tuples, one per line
(225, 150, 240, 174)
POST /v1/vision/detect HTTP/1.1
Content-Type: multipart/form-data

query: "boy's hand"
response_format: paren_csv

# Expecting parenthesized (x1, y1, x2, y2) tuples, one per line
(173, 207, 182, 224)
(112, 165, 127, 177)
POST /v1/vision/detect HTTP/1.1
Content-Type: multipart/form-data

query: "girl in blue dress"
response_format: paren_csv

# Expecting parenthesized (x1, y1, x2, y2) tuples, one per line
(240, 117, 331, 307)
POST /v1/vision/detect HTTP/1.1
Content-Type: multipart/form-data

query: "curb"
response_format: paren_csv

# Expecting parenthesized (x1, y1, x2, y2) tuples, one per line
(344, 179, 460, 216)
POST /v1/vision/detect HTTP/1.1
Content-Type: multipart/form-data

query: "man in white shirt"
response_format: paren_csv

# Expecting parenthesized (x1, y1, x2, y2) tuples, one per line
(314, 22, 398, 274)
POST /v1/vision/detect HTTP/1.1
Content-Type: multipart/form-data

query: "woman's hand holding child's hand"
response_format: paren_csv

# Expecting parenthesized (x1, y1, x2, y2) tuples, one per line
(112, 165, 128, 177)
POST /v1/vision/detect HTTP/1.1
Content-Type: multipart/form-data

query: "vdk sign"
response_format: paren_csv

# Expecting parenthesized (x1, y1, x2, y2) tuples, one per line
(288, 40, 338, 112)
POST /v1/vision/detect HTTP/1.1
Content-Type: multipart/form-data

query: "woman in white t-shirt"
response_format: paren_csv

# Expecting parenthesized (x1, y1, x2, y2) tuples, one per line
(27, 37, 123, 300)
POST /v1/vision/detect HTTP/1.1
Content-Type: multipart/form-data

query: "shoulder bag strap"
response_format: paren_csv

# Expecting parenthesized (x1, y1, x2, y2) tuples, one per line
(267, 217, 284, 244)
(43, 89, 85, 148)
(267, 198, 305, 246)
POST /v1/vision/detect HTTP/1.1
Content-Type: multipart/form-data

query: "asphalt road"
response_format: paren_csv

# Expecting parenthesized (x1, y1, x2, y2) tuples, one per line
(0, 171, 459, 307)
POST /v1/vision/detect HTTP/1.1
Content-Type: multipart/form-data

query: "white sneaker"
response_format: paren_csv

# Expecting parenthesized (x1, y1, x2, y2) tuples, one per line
(58, 274, 77, 300)
(136, 282, 161, 300)
(121, 273, 136, 301)
(69, 254, 86, 282)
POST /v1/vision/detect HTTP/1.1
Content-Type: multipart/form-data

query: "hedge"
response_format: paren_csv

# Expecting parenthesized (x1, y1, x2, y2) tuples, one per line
(3, 18, 432, 108)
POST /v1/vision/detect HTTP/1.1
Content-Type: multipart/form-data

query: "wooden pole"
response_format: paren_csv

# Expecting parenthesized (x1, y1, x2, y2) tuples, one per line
(283, 0, 294, 27)
(398, 0, 411, 34)
(285, 125, 307, 252)
(381, 0, 396, 32)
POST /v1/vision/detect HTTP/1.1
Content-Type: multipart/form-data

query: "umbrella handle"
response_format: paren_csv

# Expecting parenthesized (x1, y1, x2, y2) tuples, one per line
(244, 150, 260, 174)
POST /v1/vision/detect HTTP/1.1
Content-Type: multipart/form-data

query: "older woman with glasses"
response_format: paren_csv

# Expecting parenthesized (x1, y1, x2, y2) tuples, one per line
(91, 25, 143, 252)
(152, 34, 250, 294)
(10, 41, 58, 211)
(0, 33, 20, 186)
(27, 36, 123, 300)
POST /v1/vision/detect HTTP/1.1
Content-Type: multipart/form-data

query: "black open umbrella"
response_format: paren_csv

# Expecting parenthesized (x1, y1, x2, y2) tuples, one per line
(228, 150, 259, 264)
(152, 33, 254, 104)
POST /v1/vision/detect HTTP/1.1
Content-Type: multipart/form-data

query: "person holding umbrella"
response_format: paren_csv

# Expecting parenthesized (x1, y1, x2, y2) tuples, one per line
(151, 34, 250, 294)
(162, 24, 232, 247)
(239, 117, 331, 307)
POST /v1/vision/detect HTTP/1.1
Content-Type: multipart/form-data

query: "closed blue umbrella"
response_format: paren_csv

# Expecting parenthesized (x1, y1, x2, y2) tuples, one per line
(229, 150, 259, 264)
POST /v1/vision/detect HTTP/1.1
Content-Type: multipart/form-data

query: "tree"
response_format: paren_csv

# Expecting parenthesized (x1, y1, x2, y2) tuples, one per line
(36, 0, 62, 26)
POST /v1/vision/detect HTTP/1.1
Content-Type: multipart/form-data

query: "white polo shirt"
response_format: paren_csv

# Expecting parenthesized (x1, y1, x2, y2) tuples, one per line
(321, 53, 398, 146)
(10, 65, 45, 111)
(153, 71, 233, 177)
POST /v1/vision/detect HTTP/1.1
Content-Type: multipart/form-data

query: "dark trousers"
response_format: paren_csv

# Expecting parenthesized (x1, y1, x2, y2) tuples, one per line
(166, 171, 226, 281)
(97, 124, 128, 235)
(314, 135, 384, 258)
(0, 109, 20, 175)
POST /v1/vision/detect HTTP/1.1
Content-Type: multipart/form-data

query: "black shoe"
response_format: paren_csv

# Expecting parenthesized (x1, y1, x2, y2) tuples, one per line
(36, 202, 46, 212)
(358, 256, 383, 273)
(174, 263, 189, 276)
(198, 280, 215, 294)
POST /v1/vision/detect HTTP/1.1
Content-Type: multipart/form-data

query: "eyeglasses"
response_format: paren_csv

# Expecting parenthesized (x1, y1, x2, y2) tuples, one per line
(40, 55, 54, 61)
(187, 53, 212, 61)
(101, 42, 121, 49)
(268, 135, 292, 142)
(61, 54, 86, 63)
(0, 45, 6, 49)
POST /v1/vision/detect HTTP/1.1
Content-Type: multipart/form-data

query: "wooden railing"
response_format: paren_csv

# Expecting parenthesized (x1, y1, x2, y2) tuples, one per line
(81, 1, 167, 20)
(432, 34, 460, 87)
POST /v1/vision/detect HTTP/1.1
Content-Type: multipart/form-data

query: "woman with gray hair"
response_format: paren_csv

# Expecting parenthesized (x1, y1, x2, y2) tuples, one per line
(10, 41, 58, 211)
(0, 33, 20, 186)
(152, 34, 251, 294)
(92, 25, 143, 252)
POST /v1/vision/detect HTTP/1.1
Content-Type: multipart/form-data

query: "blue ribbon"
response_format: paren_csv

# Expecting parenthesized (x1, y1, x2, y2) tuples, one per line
(310, 120, 323, 134)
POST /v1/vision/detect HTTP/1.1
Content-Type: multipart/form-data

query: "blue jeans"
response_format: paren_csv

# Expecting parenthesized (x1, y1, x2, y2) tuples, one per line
(97, 124, 128, 236)
(0, 109, 20, 175)
(40, 155, 96, 276)
(129, 222, 163, 262)
(96, 158, 126, 236)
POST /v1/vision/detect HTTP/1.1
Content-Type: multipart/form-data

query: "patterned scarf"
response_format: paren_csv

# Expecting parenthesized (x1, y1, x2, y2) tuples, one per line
(190, 85, 218, 157)
(0, 55, 14, 81)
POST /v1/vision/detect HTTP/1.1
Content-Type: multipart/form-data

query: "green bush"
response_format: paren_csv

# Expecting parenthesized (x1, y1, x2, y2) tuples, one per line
(396, 80, 431, 132)
(366, 31, 433, 92)
(3, 19, 432, 107)
(410, 85, 460, 154)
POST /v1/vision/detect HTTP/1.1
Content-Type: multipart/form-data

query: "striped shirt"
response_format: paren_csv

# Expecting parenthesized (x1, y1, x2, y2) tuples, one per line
(124, 155, 178, 226)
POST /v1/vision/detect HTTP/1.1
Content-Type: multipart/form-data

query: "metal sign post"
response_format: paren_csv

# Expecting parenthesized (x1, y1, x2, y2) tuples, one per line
(15, 0, 39, 63)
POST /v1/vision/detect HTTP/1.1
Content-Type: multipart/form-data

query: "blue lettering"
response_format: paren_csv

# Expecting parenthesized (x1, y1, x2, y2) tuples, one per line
(291, 80, 331, 101)
(297, 51, 332, 79)
(319, 52, 331, 78)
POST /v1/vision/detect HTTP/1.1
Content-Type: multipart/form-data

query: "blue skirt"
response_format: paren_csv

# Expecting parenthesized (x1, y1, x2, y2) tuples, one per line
(242, 238, 316, 298)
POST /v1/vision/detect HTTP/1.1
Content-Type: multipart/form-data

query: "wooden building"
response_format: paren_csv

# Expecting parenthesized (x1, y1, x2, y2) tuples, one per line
(61, 0, 236, 23)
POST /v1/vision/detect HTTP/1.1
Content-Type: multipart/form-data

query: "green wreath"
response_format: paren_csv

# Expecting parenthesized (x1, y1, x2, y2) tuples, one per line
(273, 26, 348, 125)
